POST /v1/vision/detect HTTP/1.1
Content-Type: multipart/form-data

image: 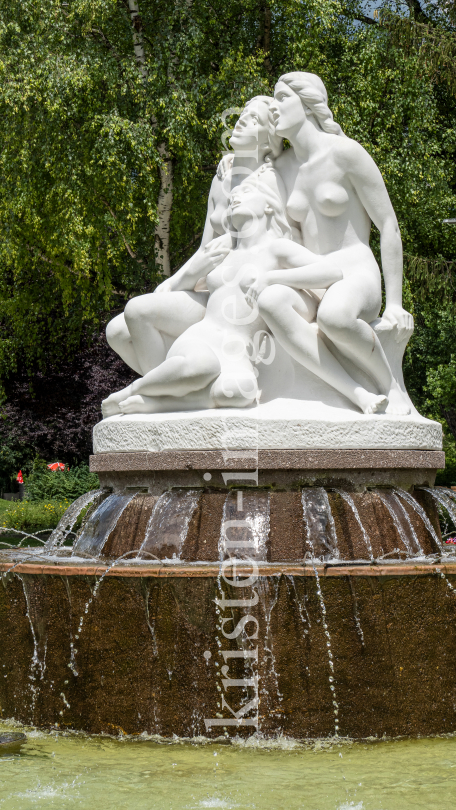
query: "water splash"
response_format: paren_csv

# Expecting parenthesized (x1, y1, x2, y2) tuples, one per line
(73, 492, 137, 558)
(312, 566, 340, 736)
(338, 492, 374, 560)
(44, 490, 103, 552)
(139, 490, 200, 560)
(395, 489, 443, 554)
(302, 488, 338, 561)
(219, 490, 269, 562)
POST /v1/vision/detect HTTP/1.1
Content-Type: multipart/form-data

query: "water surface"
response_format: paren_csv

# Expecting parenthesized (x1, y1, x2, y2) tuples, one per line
(0, 721, 455, 809)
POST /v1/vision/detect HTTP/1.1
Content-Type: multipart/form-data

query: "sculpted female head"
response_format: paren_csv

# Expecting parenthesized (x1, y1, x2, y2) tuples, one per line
(272, 72, 344, 138)
(229, 96, 283, 162)
(229, 165, 291, 239)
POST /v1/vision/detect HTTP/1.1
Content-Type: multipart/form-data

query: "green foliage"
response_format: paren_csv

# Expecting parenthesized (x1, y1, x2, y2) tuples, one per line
(0, 0, 456, 474)
(24, 461, 99, 502)
(0, 430, 33, 493)
(0, 498, 69, 532)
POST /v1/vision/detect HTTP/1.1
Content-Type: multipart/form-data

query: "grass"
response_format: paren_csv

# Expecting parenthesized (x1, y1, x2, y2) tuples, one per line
(0, 499, 70, 547)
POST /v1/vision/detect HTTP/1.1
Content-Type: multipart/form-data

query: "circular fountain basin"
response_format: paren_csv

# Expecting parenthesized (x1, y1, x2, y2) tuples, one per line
(1, 447, 455, 740)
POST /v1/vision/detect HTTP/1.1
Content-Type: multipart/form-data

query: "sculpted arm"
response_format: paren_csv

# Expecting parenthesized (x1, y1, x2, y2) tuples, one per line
(344, 143, 413, 339)
(245, 242, 342, 305)
(268, 242, 342, 288)
(156, 176, 230, 293)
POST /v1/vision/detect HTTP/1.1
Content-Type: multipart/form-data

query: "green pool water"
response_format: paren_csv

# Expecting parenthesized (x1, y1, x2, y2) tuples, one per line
(0, 721, 455, 809)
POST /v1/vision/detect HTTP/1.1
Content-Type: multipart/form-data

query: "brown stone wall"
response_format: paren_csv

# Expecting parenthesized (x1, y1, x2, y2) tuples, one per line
(1, 570, 455, 739)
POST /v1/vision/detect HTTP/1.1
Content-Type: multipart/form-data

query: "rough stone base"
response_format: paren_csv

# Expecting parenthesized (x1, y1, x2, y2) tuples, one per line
(93, 400, 442, 453)
(1, 562, 456, 739)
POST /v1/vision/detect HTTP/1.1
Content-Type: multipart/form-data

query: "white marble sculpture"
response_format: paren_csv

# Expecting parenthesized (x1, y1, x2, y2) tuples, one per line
(98, 73, 441, 452)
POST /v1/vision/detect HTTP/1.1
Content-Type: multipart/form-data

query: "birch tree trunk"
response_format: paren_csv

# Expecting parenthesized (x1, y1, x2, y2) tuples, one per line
(127, 0, 173, 276)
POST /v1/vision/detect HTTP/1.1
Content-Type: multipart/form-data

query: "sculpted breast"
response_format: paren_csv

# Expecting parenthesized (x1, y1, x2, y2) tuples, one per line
(210, 202, 226, 235)
(286, 190, 309, 224)
(314, 182, 349, 217)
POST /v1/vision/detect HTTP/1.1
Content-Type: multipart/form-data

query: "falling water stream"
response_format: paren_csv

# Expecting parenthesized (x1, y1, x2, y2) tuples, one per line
(138, 490, 200, 560)
(219, 490, 270, 561)
(375, 490, 414, 556)
(72, 492, 138, 557)
(338, 491, 374, 560)
(312, 566, 340, 737)
(45, 489, 104, 551)
(302, 488, 339, 560)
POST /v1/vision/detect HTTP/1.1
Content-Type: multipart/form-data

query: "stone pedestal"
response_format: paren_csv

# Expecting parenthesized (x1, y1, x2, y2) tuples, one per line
(90, 448, 445, 494)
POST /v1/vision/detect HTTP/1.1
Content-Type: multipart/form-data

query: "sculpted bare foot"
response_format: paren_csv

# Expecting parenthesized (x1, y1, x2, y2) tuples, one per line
(119, 395, 157, 414)
(363, 394, 388, 415)
(385, 382, 411, 415)
(102, 385, 133, 418)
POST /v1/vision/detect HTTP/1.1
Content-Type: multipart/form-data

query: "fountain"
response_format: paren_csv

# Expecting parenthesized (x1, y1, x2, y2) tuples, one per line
(1, 74, 455, 741)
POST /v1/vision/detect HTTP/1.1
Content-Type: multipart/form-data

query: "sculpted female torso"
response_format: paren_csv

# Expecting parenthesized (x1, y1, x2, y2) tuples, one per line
(257, 72, 414, 414)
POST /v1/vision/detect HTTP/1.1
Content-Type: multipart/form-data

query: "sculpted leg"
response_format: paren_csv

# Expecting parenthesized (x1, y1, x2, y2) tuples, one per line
(316, 281, 410, 415)
(116, 341, 220, 415)
(102, 342, 219, 418)
(106, 313, 143, 376)
(119, 367, 259, 415)
(258, 285, 387, 414)
(123, 291, 209, 376)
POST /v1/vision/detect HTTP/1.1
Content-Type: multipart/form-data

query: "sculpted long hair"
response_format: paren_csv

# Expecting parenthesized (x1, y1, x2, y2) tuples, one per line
(278, 72, 345, 137)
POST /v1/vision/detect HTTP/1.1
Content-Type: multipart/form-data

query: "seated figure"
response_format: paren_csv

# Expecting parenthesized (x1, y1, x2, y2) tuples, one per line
(102, 166, 389, 417)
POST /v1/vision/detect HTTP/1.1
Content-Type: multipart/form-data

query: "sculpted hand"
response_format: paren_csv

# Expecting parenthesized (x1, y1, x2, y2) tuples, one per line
(198, 236, 231, 272)
(380, 305, 414, 342)
(245, 276, 268, 308)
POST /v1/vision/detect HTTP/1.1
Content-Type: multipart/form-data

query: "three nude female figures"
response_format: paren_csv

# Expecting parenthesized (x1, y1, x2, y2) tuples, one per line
(102, 72, 414, 419)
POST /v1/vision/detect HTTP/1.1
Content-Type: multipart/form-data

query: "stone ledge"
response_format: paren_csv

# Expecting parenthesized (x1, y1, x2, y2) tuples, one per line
(90, 448, 445, 473)
(93, 402, 442, 453)
(1, 561, 455, 578)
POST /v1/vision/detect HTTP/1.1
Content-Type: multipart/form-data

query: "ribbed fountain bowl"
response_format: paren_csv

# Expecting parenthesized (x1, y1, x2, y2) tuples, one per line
(60, 485, 447, 563)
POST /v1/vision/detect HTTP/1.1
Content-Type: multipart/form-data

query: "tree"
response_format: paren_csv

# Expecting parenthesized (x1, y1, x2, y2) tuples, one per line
(0, 0, 455, 474)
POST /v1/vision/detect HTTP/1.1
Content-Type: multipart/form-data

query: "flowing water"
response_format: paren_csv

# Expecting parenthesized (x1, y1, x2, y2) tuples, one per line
(45, 490, 104, 551)
(219, 491, 270, 562)
(374, 490, 413, 556)
(73, 493, 137, 558)
(337, 492, 374, 560)
(1, 721, 455, 809)
(302, 488, 339, 561)
(139, 490, 200, 560)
